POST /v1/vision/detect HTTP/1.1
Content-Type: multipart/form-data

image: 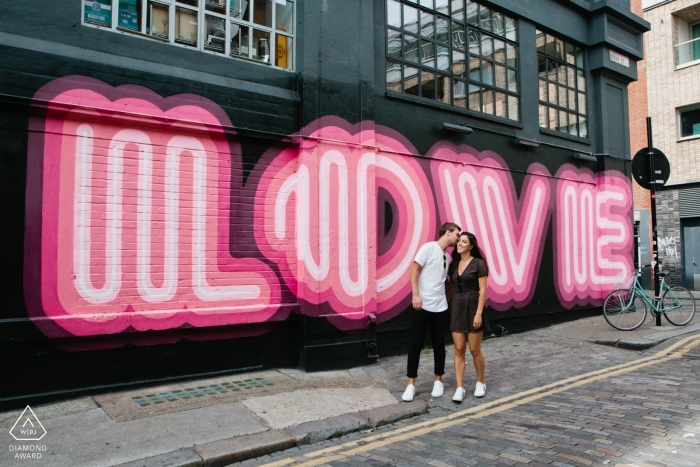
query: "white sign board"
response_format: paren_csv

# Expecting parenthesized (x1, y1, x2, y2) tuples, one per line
(610, 50, 630, 68)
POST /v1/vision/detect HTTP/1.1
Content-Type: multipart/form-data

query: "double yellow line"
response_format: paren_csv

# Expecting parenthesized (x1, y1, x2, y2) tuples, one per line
(262, 333, 700, 467)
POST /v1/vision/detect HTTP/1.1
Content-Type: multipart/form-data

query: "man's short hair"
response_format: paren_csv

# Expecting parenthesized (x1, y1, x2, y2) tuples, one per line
(439, 222, 461, 238)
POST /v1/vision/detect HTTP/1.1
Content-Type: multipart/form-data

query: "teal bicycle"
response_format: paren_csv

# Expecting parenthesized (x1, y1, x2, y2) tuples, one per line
(603, 269, 696, 331)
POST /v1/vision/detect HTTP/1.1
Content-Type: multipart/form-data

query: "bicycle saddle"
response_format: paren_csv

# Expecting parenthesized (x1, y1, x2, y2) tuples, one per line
(657, 270, 670, 276)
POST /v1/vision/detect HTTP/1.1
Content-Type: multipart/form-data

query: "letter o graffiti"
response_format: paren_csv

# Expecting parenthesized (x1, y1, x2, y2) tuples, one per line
(254, 123, 436, 323)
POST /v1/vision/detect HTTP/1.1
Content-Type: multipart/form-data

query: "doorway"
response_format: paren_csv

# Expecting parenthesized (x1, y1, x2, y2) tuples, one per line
(682, 217, 700, 290)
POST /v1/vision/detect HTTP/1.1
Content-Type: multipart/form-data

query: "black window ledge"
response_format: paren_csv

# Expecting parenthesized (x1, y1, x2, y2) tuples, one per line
(539, 127, 591, 145)
(386, 90, 524, 129)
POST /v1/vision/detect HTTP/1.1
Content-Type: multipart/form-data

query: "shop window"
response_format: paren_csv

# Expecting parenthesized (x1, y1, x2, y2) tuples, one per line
(175, 6, 198, 46)
(386, 0, 519, 121)
(148, 1, 170, 40)
(82, 0, 294, 70)
(230, 22, 249, 57)
(253, 0, 272, 27)
(205, 15, 225, 52)
(536, 29, 588, 139)
(85, 0, 113, 26)
(679, 107, 700, 139)
(118, 0, 141, 31)
(275, 35, 292, 68)
(252, 28, 271, 63)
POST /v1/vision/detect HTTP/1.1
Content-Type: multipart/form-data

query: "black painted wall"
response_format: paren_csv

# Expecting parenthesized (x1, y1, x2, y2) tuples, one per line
(0, 0, 648, 407)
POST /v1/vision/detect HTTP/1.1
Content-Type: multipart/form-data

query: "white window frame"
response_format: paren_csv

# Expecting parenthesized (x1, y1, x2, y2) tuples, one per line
(678, 105, 700, 141)
(675, 17, 700, 69)
(81, 0, 295, 71)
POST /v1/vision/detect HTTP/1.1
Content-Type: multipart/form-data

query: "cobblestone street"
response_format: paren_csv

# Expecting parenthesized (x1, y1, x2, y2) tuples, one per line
(237, 329, 700, 467)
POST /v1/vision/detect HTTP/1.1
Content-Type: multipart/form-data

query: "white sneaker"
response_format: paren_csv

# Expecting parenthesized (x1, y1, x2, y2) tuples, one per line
(452, 387, 465, 402)
(474, 382, 486, 398)
(431, 380, 444, 397)
(402, 384, 416, 402)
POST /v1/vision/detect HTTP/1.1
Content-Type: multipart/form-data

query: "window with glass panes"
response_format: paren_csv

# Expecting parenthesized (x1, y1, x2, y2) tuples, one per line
(679, 106, 700, 138)
(386, 0, 519, 121)
(82, 0, 294, 70)
(536, 30, 586, 138)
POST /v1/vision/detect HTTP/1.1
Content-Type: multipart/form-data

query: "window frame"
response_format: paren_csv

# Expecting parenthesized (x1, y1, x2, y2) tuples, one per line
(385, 0, 520, 123)
(676, 16, 700, 69)
(536, 28, 589, 140)
(678, 105, 700, 141)
(82, 0, 296, 71)
(689, 20, 700, 64)
(690, 19, 700, 37)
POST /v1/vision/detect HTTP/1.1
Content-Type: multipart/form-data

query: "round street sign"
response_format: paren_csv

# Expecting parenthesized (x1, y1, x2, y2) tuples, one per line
(631, 147, 670, 190)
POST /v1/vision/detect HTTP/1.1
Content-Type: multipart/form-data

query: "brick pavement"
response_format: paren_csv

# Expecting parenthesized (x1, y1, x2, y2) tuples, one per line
(233, 330, 700, 467)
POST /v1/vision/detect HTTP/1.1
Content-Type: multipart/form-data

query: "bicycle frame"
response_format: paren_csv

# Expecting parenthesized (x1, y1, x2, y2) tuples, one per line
(625, 275, 681, 315)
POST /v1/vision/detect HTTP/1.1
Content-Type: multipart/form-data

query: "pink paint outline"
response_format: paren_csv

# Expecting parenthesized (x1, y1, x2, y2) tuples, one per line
(428, 143, 552, 310)
(251, 117, 436, 330)
(24, 76, 283, 337)
(552, 166, 633, 308)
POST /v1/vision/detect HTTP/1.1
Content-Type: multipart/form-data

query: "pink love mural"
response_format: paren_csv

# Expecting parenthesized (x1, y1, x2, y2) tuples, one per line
(252, 118, 436, 328)
(23, 77, 635, 339)
(553, 166, 634, 308)
(24, 76, 282, 337)
(429, 144, 552, 310)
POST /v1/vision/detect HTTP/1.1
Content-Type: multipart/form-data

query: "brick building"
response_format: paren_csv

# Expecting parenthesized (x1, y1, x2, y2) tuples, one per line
(0, 1, 647, 405)
(633, 0, 700, 290)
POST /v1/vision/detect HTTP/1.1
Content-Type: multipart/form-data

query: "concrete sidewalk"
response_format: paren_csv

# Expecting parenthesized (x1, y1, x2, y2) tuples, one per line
(0, 364, 426, 467)
(1, 313, 697, 467)
(545, 310, 700, 350)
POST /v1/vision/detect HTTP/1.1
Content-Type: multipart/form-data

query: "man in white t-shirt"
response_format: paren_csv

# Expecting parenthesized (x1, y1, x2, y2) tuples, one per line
(402, 222, 461, 402)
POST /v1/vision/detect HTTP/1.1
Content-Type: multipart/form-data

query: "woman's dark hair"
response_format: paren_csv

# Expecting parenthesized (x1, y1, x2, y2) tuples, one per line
(448, 231, 487, 276)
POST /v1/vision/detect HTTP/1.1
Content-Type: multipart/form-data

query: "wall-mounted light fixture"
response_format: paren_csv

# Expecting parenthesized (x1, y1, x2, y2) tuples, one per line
(514, 137, 541, 148)
(442, 122, 473, 134)
(573, 153, 597, 162)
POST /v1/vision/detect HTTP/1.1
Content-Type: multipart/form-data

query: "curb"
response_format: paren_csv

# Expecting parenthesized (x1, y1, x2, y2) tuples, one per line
(591, 322, 700, 351)
(593, 337, 658, 350)
(616, 337, 658, 350)
(113, 400, 428, 467)
(195, 429, 297, 466)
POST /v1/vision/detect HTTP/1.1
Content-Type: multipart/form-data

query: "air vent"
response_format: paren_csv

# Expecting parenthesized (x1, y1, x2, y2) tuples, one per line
(679, 187, 700, 218)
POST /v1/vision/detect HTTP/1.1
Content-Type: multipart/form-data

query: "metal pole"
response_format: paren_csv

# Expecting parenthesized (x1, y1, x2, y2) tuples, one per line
(646, 117, 662, 326)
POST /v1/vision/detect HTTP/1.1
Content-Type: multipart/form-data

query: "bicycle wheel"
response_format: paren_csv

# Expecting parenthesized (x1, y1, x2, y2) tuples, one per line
(603, 288, 647, 331)
(662, 286, 696, 326)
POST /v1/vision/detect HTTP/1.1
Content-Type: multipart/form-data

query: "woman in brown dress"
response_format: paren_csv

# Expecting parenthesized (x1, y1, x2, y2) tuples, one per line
(447, 232, 489, 402)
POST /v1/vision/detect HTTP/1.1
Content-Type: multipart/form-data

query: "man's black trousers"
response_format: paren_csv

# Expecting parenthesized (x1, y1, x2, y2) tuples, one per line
(406, 308, 448, 378)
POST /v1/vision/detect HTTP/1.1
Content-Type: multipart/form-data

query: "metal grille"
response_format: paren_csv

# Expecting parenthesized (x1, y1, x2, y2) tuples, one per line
(130, 378, 274, 407)
(679, 187, 700, 218)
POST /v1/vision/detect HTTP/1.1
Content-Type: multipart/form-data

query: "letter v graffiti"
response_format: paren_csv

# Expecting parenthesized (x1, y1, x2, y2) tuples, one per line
(429, 143, 552, 310)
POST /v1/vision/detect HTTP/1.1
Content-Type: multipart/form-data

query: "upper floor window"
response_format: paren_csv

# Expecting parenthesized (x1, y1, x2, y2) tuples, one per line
(82, 0, 294, 70)
(536, 29, 587, 139)
(676, 17, 700, 67)
(679, 106, 700, 139)
(386, 0, 519, 122)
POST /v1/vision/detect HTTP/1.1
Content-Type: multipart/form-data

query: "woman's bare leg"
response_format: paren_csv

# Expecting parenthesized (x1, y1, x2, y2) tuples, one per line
(452, 332, 467, 388)
(468, 331, 485, 383)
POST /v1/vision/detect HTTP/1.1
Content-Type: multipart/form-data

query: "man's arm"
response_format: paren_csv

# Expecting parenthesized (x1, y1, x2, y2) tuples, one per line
(411, 261, 423, 310)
